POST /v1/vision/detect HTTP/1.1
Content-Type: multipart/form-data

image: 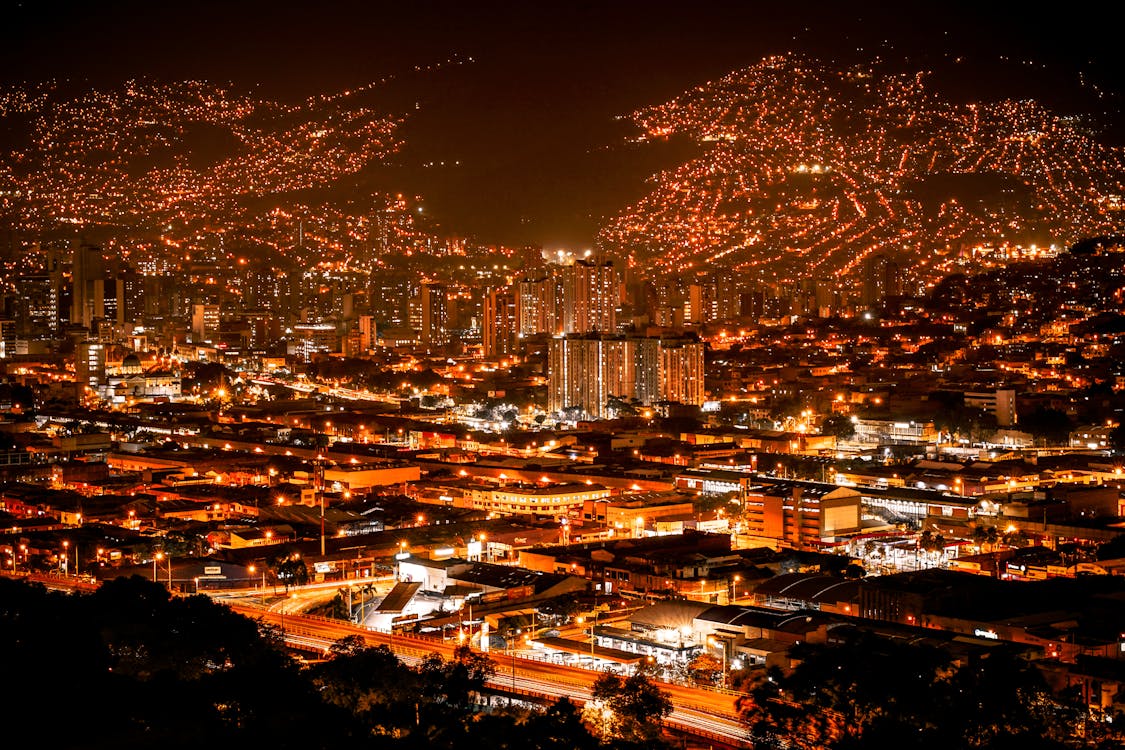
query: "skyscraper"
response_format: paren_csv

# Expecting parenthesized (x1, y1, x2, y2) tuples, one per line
(547, 334, 704, 419)
(482, 289, 517, 357)
(71, 243, 106, 329)
(861, 254, 902, 308)
(514, 257, 619, 337)
(420, 282, 448, 347)
(564, 257, 618, 333)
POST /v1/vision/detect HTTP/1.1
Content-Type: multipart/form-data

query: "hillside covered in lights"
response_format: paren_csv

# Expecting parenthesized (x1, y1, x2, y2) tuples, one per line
(0, 79, 455, 269)
(598, 55, 1125, 286)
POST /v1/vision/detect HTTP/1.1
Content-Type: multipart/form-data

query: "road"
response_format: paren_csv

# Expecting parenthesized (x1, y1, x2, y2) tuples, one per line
(1, 572, 748, 746)
(226, 601, 750, 747)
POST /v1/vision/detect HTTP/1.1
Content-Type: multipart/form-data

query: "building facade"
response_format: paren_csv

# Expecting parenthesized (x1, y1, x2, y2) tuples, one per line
(547, 334, 705, 419)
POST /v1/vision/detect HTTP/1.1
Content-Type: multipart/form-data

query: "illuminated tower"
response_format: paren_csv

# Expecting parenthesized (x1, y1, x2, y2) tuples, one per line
(420, 282, 448, 347)
(861, 254, 902, 307)
(659, 338, 705, 406)
(71, 243, 106, 329)
(547, 334, 702, 419)
(564, 258, 618, 333)
(482, 289, 517, 357)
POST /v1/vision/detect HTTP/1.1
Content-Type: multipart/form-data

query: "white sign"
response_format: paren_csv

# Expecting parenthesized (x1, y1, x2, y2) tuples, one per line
(204, 565, 222, 575)
(973, 628, 999, 640)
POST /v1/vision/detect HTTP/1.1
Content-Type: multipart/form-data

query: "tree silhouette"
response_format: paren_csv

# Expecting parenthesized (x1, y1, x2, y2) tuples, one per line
(737, 631, 1087, 750)
(819, 414, 856, 440)
(589, 671, 672, 745)
(1021, 407, 1073, 446)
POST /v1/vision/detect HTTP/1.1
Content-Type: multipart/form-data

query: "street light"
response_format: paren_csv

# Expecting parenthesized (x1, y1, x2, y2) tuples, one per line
(249, 564, 264, 590)
(154, 551, 163, 583)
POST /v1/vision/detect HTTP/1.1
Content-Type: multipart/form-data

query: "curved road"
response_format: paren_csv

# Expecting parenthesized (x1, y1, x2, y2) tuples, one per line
(227, 601, 749, 747)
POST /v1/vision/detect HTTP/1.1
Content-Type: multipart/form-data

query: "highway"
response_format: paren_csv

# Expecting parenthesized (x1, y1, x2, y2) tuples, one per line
(1, 572, 748, 746)
(226, 601, 750, 747)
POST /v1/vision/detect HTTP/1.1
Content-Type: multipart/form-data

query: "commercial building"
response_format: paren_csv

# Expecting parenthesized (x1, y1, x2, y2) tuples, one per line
(740, 478, 862, 549)
(290, 323, 338, 362)
(191, 303, 221, 342)
(965, 389, 1017, 427)
(467, 482, 611, 517)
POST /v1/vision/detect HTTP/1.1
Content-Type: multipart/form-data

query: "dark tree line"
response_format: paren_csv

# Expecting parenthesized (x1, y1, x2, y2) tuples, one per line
(738, 630, 1122, 750)
(0, 576, 673, 749)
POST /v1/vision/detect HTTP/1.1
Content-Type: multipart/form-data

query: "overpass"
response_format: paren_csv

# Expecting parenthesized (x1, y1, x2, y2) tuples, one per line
(227, 600, 749, 747)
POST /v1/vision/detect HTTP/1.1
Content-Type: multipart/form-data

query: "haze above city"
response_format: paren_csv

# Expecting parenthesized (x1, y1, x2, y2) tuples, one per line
(4, 0, 1124, 248)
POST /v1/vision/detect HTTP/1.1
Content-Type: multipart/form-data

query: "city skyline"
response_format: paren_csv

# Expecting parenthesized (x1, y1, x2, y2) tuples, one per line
(2, 5, 1125, 749)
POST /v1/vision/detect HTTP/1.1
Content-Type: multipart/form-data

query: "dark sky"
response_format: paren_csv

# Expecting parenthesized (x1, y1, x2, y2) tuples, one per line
(3, 1, 1122, 247)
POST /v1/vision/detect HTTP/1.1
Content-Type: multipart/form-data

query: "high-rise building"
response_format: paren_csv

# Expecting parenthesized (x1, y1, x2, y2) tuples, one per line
(659, 338, 706, 406)
(515, 258, 619, 337)
(15, 274, 59, 336)
(516, 273, 559, 336)
(686, 278, 743, 325)
(482, 289, 517, 357)
(547, 334, 705, 419)
(75, 340, 107, 392)
(358, 315, 376, 352)
(420, 282, 448, 347)
(118, 266, 144, 324)
(71, 244, 106, 329)
(290, 323, 339, 362)
(564, 258, 618, 333)
(238, 310, 277, 349)
(191, 304, 221, 342)
(861, 254, 902, 307)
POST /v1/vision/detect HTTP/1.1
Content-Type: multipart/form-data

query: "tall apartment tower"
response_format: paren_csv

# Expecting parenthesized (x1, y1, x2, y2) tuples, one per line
(71, 243, 106, 329)
(191, 303, 221, 342)
(482, 289, 517, 357)
(420, 282, 448, 347)
(515, 258, 619, 337)
(659, 338, 706, 406)
(565, 258, 618, 334)
(861, 254, 902, 307)
(547, 334, 704, 419)
(516, 274, 559, 336)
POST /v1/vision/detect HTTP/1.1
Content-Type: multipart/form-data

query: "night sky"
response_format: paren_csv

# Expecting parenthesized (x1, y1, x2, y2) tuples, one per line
(3, 0, 1123, 247)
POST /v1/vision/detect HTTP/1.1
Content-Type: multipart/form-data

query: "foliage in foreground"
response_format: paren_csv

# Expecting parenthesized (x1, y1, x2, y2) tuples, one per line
(0, 576, 669, 749)
(738, 630, 1123, 750)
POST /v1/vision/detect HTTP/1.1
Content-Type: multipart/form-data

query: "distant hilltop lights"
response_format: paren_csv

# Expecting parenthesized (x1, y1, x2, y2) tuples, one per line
(542, 248, 596, 264)
(598, 54, 1125, 287)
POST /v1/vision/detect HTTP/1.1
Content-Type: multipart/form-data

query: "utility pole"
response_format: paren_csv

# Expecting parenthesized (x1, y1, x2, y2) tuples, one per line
(316, 453, 326, 557)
